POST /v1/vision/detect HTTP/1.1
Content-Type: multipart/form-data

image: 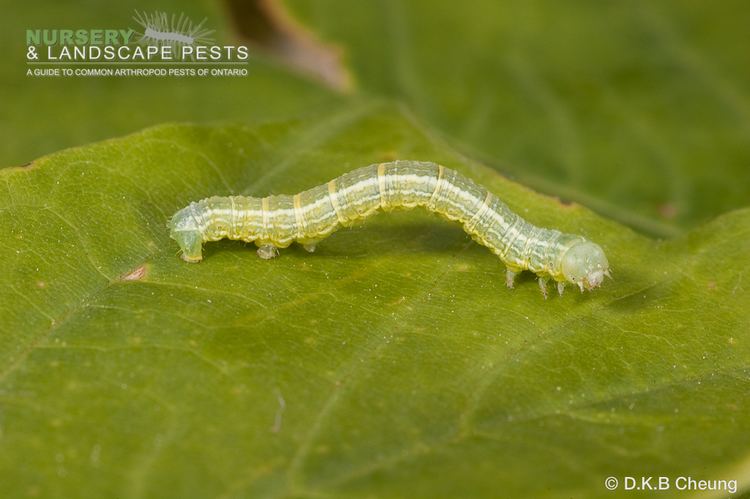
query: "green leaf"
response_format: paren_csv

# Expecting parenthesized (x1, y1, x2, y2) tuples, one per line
(285, 0, 750, 232)
(1, 106, 748, 498)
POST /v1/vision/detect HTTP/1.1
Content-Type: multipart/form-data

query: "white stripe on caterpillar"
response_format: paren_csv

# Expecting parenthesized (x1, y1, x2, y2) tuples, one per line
(168, 161, 611, 296)
(377, 162, 387, 209)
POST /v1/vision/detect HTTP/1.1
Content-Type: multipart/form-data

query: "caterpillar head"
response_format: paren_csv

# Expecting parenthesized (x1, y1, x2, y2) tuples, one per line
(561, 241, 610, 292)
(168, 207, 203, 263)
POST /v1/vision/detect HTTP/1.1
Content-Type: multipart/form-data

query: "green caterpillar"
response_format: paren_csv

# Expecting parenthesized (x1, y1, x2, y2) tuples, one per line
(168, 161, 610, 297)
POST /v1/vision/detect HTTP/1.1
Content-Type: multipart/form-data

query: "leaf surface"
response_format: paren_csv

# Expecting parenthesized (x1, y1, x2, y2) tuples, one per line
(1, 107, 748, 498)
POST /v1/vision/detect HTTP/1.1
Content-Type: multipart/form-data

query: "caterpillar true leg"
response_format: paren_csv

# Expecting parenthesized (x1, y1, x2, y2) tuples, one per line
(302, 242, 318, 253)
(168, 161, 610, 295)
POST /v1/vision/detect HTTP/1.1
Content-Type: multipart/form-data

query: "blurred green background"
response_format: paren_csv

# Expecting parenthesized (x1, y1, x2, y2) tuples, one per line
(3, 0, 749, 235)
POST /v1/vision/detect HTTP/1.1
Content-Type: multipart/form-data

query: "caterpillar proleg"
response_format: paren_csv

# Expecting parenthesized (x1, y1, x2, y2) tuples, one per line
(168, 161, 610, 296)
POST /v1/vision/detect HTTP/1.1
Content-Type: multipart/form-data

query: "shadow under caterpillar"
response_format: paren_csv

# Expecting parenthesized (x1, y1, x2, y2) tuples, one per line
(168, 161, 610, 297)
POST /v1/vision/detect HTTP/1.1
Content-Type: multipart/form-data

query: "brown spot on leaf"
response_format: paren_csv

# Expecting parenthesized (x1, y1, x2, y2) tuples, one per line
(553, 195, 575, 207)
(121, 264, 148, 281)
(658, 203, 678, 220)
(1, 160, 39, 173)
(225, 0, 351, 91)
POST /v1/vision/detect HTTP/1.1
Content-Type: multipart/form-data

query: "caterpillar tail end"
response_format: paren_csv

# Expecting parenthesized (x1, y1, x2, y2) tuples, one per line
(168, 211, 204, 263)
(174, 232, 203, 263)
(181, 252, 203, 263)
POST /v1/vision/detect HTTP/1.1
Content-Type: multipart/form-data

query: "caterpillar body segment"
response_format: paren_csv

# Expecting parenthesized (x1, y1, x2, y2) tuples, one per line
(168, 161, 610, 294)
